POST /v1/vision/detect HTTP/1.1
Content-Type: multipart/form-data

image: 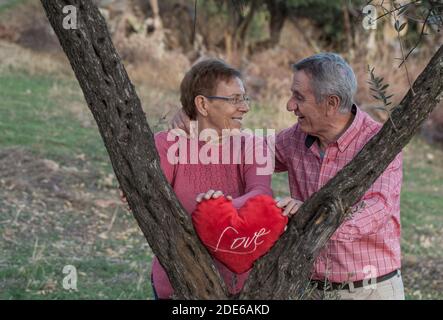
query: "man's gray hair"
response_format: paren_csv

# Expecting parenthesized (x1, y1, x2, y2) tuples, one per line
(292, 53, 357, 113)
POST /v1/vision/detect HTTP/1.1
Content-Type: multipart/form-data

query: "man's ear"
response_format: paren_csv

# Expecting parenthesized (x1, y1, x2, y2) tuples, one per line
(195, 95, 209, 117)
(326, 95, 341, 115)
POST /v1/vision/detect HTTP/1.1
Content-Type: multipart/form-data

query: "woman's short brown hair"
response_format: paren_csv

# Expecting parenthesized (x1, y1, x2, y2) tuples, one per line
(180, 58, 241, 120)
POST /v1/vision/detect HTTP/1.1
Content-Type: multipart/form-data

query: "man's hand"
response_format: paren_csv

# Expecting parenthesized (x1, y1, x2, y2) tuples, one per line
(276, 197, 303, 217)
(168, 108, 191, 135)
(196, 190, 232, 203)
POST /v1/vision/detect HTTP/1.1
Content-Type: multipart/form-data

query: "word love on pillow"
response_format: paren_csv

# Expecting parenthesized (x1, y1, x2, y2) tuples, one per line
(192, 195, 288, 274)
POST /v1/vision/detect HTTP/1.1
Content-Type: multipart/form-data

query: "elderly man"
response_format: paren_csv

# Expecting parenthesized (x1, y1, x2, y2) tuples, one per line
(275, 53, 404, 300)
(170, 53, 404, 300)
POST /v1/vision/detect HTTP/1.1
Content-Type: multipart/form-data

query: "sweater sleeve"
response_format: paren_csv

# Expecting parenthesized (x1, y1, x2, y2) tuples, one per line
(232, 135, 273, 209)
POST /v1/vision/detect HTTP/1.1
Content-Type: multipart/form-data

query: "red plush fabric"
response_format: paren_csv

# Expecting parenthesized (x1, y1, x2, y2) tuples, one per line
(192, 195, 288, 274)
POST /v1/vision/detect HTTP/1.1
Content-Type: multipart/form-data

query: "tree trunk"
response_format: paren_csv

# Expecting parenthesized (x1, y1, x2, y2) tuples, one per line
(224, 1, 258, 66)
(40, 0, 443, 300)
(40, 0, 228, 300)
(248, 0, 287, 53)
(342, 2, 354, 60)
(266, 0, 287, 46)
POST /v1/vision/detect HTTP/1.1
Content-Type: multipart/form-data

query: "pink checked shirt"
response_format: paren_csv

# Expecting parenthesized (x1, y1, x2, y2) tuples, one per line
(275, 105, 402, 283)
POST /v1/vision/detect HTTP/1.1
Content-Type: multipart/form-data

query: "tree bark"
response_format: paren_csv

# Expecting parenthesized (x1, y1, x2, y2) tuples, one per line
(224, 1, 258, 66)
(240, 44, 443, 299)
(40, 0, 228, 299)
(41, 0, 443, 300)
(342, 2, 354, 58)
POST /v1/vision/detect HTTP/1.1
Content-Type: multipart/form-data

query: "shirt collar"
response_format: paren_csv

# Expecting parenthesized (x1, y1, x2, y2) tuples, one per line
(304, 134, 316, 149)
(304, 104, 362, 152)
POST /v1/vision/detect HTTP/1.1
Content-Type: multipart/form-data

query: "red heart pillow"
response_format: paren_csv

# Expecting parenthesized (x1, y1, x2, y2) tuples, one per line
(192, 195, 288, 274)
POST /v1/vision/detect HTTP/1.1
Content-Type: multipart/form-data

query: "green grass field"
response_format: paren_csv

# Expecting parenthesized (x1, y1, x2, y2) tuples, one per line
(0, 0, 27, 14)
(0, 71, 154, 299)
(1, 67, 442, 299)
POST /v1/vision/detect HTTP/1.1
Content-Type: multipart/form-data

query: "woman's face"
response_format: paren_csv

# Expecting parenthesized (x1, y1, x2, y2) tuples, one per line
(203, 77, 250, 135)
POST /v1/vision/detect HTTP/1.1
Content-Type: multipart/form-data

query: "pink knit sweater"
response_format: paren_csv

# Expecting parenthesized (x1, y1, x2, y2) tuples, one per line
(151, 130, 272, 298)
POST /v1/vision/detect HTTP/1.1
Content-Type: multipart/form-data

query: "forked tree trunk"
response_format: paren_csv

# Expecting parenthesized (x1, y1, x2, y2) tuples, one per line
(40, 0, 443, 299)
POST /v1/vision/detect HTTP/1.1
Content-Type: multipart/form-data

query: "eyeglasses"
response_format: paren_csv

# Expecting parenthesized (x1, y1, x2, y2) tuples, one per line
(204, 94, 251, 106)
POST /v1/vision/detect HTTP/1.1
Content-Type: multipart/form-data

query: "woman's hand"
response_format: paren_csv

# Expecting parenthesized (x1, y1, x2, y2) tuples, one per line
(275, 197, 303, 217)
(196, 190, 232, 203)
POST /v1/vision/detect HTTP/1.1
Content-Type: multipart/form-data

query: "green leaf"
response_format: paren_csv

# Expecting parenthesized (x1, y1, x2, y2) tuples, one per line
(399, 22, 407, 32)
(395, 19, 400, 32)
(376, 77, 384, 84)
(373, 106, 388, 112)
(372, 94, 381, 100)
(398, 5, 409, 16)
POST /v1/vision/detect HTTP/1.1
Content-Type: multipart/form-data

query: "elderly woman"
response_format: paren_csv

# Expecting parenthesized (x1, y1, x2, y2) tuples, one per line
(151, 58, 274, 299)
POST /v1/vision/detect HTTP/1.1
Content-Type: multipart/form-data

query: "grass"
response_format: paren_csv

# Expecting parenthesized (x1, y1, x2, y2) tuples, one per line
(1, 64, 442, 299)
(0, 72, 110, 167)
(0, 71, 154, 299)
(0, 0, 27, 14)
(0, 170, 154, 299)
(401, 140, 443, 254)
(400, 140, 443, 299)
(0, 232, 153, 299)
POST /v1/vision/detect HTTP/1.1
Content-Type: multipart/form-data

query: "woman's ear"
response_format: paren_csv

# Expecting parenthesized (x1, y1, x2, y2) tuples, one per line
(195, 95, 209, 117)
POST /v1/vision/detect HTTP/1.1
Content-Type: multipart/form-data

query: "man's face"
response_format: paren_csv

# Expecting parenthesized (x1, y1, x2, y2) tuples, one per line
(286, 70, 327, 136)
